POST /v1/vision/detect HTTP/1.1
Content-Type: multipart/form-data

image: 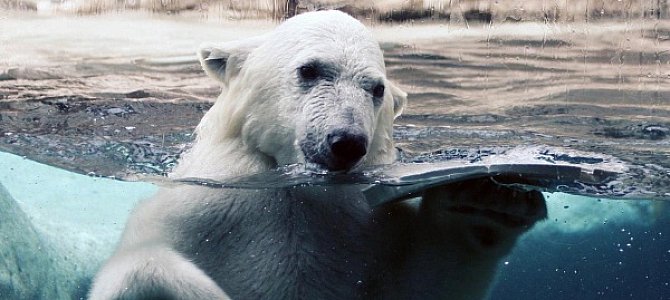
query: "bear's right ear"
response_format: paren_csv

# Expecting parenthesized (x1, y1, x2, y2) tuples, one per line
(386, 80, 407, 119)
(198, 35, 267, 85)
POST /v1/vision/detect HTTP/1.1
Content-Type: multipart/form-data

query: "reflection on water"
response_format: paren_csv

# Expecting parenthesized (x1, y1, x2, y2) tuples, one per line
(0, 7, 669, 300)
(1, 14, 668, 196)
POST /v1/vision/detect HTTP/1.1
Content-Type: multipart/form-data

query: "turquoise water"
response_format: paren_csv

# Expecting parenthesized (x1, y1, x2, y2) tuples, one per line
(1, 151, 668, 299)
(0, 151, 156, 299)
(494, 193, 669, 299)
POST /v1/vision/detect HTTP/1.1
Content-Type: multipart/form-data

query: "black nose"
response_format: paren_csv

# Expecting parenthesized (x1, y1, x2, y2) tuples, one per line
(327, 130, 368, 170)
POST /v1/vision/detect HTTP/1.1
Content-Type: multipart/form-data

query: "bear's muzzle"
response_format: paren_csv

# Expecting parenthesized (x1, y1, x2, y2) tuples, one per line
(327, 129, 368, 171)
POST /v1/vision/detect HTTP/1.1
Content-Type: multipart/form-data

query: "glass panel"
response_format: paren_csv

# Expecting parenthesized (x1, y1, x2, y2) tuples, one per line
(1, 1, 668, 299)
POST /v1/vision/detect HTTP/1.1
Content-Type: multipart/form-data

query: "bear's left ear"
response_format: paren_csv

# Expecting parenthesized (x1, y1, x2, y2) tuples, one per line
(386, 80, 407, 119)
(198, 35, 267, 86)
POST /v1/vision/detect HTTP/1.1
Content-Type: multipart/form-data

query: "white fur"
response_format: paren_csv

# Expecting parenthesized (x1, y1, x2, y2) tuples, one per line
(90, 10, 544, 300)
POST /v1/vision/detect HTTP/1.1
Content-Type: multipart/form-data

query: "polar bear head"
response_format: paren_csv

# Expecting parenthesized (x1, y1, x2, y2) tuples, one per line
(196, 10, 406, 173)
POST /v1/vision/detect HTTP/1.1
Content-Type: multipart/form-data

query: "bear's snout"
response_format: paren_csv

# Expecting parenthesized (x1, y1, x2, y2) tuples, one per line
(299, 127, 369, 172)
(326, 129, 368, 171)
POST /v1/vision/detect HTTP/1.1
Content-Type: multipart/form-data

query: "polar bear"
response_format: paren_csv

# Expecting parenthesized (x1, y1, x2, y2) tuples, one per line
(89, 10, 546, 300)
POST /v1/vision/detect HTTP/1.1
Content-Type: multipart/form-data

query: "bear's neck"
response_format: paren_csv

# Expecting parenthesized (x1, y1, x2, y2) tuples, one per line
(171, 138, 275, 180)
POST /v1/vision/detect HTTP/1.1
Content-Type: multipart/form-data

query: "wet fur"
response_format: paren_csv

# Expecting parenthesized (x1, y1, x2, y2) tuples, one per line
(89, 11, 545, 300)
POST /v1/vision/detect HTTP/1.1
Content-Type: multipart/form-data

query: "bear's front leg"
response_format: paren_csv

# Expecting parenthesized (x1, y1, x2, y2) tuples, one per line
(400, 177, 547, 299)
(89, 246, 230, 300)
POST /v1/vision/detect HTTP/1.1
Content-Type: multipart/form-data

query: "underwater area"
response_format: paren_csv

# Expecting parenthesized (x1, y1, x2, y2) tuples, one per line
(1, 0, 669, 299)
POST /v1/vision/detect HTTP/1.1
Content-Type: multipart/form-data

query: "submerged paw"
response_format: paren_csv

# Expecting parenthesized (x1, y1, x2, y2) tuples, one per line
(426, 177, 547, 228)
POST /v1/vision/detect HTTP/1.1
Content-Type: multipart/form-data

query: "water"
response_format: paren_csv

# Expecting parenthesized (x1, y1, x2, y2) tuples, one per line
(2, 151, 668, 299)
(1, 7, 669, 300)
(494, 194, 670, 299)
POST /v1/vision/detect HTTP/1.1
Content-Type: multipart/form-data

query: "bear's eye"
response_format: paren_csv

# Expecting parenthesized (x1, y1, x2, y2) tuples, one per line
(372, 83, 385, 98)
(298, 64, 320, 81)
